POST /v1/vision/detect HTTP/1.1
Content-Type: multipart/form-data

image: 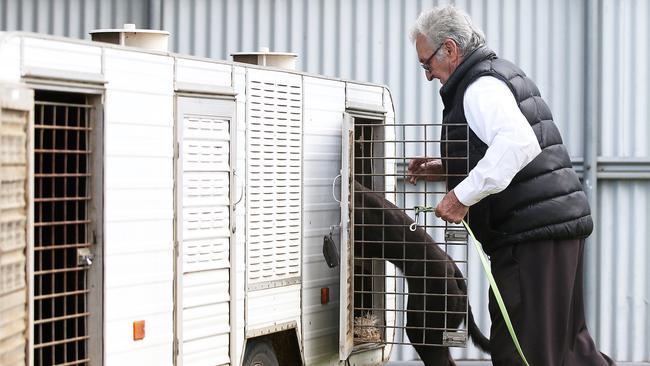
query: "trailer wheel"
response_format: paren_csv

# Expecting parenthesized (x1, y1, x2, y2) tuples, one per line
(243, 339, 279, 366)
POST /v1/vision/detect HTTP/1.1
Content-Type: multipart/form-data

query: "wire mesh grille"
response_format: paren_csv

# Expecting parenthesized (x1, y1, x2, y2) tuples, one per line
(351, 119, 470, 348)
(33, 92, 94, 366)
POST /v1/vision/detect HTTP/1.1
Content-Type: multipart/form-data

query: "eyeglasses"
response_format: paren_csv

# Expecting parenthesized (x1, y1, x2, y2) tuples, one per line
(420, 43, 444, 73)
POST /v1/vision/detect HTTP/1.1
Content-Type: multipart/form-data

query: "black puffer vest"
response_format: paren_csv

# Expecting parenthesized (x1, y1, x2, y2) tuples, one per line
(440, 47, 592, 253)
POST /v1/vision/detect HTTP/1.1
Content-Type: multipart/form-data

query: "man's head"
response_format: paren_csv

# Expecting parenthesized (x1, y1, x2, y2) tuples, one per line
(409, 6, 485, 84)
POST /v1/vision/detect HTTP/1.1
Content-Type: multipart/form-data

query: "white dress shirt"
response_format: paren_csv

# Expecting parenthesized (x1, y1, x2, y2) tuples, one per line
(453, 76, 542, 207)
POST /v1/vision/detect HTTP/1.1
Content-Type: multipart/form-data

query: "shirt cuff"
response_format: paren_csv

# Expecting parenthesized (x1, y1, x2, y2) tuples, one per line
(453, 178, 483, 207)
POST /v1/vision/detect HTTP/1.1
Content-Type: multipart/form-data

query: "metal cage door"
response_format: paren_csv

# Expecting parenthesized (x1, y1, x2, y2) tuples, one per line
(342, 115, 471, 352)
(32, 90, 103, 366)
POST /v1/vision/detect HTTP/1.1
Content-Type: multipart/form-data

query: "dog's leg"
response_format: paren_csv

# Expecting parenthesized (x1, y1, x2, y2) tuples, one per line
(409, 344, 454, 366)
(447, 349, 457, 366)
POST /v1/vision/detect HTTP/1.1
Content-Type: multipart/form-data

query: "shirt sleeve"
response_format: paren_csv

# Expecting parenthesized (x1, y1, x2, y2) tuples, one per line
(453, 76, 542, 207)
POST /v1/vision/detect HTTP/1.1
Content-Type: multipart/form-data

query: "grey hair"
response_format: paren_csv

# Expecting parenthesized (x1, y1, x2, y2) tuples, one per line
(409, 5, 485, 58)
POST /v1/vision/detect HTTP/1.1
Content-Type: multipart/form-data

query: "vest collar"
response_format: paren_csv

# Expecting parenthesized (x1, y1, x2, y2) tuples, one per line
(439, 46, 496, 107)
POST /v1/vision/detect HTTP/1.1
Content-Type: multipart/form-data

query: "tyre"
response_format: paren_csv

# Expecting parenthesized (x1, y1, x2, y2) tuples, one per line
(242, 339, 279, 366)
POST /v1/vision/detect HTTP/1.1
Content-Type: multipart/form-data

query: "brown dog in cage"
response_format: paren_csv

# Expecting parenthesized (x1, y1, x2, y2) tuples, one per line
(353, 181, 490, 366)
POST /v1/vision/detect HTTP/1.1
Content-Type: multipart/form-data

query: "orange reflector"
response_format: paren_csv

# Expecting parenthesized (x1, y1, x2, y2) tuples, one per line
(133, 320, 145, 341)
(321, 287, 329, 305)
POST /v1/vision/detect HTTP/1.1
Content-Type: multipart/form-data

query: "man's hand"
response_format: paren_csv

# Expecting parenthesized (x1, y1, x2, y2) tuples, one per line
(406, 157, 445, 185)
(435, 190, 469, 224)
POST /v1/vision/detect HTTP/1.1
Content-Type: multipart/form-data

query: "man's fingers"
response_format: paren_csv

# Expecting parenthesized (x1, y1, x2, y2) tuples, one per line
(407, 160, 418, 170)
(408, 158, 424, 171)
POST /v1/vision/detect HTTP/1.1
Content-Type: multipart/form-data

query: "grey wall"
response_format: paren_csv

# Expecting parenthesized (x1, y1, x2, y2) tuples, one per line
(2, 0, 649, 362)
(0, 0, 151, 38)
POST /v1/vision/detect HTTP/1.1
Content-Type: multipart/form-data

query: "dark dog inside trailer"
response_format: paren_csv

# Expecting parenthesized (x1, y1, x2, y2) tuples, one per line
(353, 181, 490, 366)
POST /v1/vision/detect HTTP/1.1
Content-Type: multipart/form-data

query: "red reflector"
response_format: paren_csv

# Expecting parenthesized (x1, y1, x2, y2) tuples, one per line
(133, 320, 145, 340)
(321, 287, 329, 305)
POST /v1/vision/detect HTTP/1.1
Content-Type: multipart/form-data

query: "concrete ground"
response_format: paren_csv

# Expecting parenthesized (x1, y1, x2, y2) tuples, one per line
(387, 362, 649, 366)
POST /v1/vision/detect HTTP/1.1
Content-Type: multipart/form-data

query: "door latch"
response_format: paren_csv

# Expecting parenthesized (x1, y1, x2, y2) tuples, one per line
(445, 228, 469, 242)
(77, 248, 94, 267)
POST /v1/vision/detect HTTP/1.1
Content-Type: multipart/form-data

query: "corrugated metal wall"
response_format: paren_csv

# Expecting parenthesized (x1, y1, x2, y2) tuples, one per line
(0, 0, 151, 39)
(2, 0, 649, 362)
(593, 0, 650, 362)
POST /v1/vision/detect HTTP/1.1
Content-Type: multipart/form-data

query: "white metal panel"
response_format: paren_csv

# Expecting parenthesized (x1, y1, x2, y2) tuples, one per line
(104, 308, 174, 364)
(104, 49, 174, 94)
(105, 123, 174, 158)
(245, 68, 302, 285)
(105, 250, 174, 289)
(104, 188, 173, 222)
(383, 88, 396, 198)
(0, 85, 32, 366)
(181, 271, 230, 366)
(0, 290, 27, 365)
(103, 47, 175, 364)
(104, 282, 173, 354)
(232, 65, 247, 366)
(382, 87, 397, 360)
(175, 58, 232, 88)
(105, 92, 175, 126)
(105, 156, 172, 190)
(103, 220, 172, 255)
(339, 113, 354, 360)
(246, 285, 301, 330)
(0, 35, 21, 82)
(244, 68, 303, 337)
(22, 37, 102, 75)
(301, 76, 345, 364)
(177, 97, 233, 366)
(346, 83, 384, 110)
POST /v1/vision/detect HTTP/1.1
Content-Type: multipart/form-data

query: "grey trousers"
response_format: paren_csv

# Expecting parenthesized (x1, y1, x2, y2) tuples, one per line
(487, 238, 616, 366)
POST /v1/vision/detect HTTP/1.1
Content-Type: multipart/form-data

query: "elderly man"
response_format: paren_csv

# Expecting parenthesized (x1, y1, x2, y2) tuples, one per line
(407, 6, 615, 366)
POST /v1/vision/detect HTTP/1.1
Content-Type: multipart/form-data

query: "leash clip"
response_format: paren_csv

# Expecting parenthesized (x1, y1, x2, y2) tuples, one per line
(409, 205, 434, 231)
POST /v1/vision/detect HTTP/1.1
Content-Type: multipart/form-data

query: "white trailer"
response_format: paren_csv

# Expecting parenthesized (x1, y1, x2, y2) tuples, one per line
(0, 31, 401, 366)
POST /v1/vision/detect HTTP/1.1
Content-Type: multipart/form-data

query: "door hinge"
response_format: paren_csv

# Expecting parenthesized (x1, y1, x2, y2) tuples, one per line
(173, 337, 179, 357)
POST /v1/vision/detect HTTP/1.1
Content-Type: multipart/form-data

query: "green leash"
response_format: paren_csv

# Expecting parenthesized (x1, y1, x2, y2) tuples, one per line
(461, 220, 530, 366)
(409, 206, 529, 365)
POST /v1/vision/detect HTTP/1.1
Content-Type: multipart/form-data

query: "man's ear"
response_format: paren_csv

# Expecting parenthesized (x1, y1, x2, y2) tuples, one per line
(445, 39, 462, 64)
(444, 39, 456, 56)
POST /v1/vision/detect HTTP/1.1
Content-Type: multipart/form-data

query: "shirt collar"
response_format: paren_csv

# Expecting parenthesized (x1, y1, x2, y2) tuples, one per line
(439, 46, 497, 107)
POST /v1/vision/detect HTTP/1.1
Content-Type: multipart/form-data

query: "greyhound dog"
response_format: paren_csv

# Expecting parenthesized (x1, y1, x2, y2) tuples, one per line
(353, 181, 490, 365)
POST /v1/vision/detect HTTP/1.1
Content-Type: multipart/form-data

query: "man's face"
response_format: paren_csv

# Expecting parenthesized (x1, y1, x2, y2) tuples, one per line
(415, 33, 455, 84)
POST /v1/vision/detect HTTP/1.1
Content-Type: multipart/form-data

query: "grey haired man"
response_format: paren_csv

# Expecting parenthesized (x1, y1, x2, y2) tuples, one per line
(407, 5, 615, 366)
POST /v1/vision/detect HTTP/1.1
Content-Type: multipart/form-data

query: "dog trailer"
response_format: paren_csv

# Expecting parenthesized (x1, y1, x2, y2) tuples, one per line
(0, 31, 472, 366)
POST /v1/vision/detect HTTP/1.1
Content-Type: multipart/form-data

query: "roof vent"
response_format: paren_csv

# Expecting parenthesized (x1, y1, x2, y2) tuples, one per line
(89, 24, 170, 52)
(231, 47, 298, 70)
